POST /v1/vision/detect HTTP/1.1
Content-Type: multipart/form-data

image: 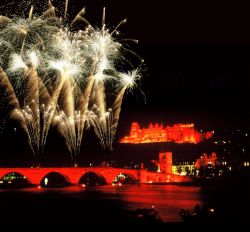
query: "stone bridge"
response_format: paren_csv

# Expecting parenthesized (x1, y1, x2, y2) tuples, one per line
(0, 167, 191, 185)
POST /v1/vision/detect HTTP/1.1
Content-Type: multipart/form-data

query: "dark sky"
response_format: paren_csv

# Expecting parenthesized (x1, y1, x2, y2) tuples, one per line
(1, 1, 250, 118)
(80, 0, 250, 130)
(1, 0, 250, 164)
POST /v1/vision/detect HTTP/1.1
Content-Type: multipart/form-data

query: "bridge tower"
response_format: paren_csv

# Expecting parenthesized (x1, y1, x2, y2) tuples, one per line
(159, 152, 172, 174)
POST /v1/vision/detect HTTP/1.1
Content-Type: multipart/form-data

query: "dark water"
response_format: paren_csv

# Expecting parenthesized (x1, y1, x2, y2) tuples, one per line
(0, 185, 203, 227)
(0, 182, 249, 229)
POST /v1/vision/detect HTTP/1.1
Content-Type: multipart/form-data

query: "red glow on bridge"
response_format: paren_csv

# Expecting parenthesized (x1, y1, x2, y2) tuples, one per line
(0, 167, 192, 185)
(120, 122, 213, 144)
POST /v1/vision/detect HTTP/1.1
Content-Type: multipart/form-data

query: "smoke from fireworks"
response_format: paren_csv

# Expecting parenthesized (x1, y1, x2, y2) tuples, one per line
(0, 0, 143, 165)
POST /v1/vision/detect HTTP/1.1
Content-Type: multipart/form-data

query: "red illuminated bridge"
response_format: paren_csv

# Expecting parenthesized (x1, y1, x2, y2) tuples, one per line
(0, 167, 191, 186)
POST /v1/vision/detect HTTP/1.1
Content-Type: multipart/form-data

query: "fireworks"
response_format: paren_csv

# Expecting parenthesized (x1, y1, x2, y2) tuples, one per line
(0, 1, 143, 165)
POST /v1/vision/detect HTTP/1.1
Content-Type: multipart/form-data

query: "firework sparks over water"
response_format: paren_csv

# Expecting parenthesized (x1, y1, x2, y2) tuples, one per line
(0, 0, 143, 165)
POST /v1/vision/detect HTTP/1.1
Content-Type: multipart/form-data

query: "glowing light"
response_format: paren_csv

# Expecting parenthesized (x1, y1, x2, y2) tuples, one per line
(44, 177, 48, 186)
(209, 208, 215, 213)
(28, 51, 39, 68)
(49, 60, 79, 78)
(9, 53, 27, 72)
(119, 68, 141, 90)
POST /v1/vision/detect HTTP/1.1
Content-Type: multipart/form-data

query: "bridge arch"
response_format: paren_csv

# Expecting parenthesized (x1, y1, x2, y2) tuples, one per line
(78, 171, 106, 186)
(112, 172, 137, 184)
(0, 172, 32, 188)
(40, 171, 70, 187)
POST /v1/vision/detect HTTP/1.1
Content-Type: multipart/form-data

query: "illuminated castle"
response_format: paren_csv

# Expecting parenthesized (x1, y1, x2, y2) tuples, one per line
(120, 122, 213, 144)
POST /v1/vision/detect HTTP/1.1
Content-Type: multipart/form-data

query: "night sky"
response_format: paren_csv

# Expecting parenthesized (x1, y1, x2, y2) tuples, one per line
(1, 0, 250, 165)
(68, 0, 250, 129)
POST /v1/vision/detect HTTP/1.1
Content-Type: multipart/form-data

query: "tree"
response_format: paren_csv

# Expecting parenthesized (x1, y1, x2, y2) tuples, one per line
(185, 166, 191, 175)
(177, 167, 182, 174)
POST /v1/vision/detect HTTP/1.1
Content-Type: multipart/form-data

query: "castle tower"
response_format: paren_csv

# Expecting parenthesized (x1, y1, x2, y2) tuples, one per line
(130, 122, 140, 137)
(159, 152, 172, 174)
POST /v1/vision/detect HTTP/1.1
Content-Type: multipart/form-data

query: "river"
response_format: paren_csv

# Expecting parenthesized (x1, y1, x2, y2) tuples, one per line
(0, 184, 205, 224)
(1, 182, 249, 229)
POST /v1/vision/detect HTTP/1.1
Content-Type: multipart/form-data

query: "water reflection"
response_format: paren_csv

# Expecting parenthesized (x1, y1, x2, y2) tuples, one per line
(111, 185, 204, 222)
(0, 184, 204, 222)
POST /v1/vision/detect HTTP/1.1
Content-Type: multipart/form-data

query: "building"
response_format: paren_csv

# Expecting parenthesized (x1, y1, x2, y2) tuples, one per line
(195, 152, 217, 170)
(158, 152, 172, 174)
(172, 161, 196, 175)
(120, 122, 213, 144)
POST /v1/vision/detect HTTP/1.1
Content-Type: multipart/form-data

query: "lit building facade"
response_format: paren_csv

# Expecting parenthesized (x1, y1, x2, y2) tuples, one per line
(158, 152, 172, 174)
(172, 162, 195, 175)
(151, 152, 173, 174)
(120, 122, 213, 144)
(194, 152, 217, 170)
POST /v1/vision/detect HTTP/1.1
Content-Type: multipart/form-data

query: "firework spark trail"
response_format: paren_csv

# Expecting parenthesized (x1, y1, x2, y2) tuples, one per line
(28, 65, 55, 157)
(54, 5, 125, 158)
(60, 78, 77, 161)
(66, 6, 142, 154)
(40, 75, 66, 152)
(38, 74, 53, 154)
(0, 66, 27, 136)
(0, 17, 55, 58)
(89, 80, 115, 150)
(0, 3, 60, 159)
(54, 110, 76, 162)
(76, 75, 95, 156)
(112, 85, 127, 141)
(12, 64, 51, 158)
(80, 8, 125, 150)
(64, 0, 69, 19)
(87, 110, 106, 148)
(28, 5, 34, 20)
(112, 69, 141, 140)
(0, 67, 20, 113)
(55, 73, 96, 163)
(93, 82, 106, 118)
(24, 67, 40, 156)
(87, 107, 113, 150)
(92, 80, 107, 133)
(49, 81, 78, 163)
(0, 0, 143, 165)
(0, 64, 43, 158)
(48, 27, 88, 163)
